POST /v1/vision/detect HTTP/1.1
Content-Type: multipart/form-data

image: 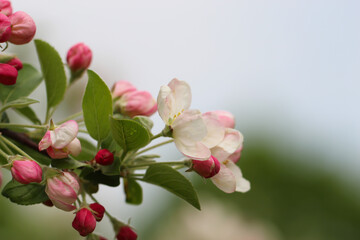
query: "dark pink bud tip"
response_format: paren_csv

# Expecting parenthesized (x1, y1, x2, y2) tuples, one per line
(66, 42, 92, 72)
(116, 226, 138, 240)
(0, 63, 18, 85)
(95, 149, 114, 166)
(89, 203, 105, 222)
(192, 155, 220, 178)
(72, 208, 97, 236)
(6, 57, 23, 70)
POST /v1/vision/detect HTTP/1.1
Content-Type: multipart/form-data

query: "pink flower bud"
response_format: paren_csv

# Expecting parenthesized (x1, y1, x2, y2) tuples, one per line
(8, 11, 36, 45)
(66, 43, 92, 72)
(6, 57, 22, 70)
(89, 203, 105, 222)
(11, 159, 42, 184)
(95, 149, 114, 166)
(191, 155, 220, 178)
(116, 226, 138, 240)
(209, 110, 235, 129)
(0, 13, 11, 42)
(0, 63, 17, 85)
(45, 171, 80, 211)
(72, 208, 97, 237)
(0, 0, 12, 16)
(112, 81, 137, 98)
(0, 170, 3, 188)
(42, 199, 54, 207)
(117, 90, 157, 118)
(228, 146, 242, 163)
(99, 237, 108, 240)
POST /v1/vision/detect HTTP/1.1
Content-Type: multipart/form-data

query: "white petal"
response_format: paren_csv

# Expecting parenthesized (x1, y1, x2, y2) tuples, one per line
(211, 128, 244, 162)
(157, 85, 173, 124)
(168, 78, 191, 113)
(201, 112, 225, 148)
(225, 160, 250, 193)
(51, 120, 79, 149)
(67, 138, 82, 156)
(172, 110, 207, 142)
(211, 164, 236, 193)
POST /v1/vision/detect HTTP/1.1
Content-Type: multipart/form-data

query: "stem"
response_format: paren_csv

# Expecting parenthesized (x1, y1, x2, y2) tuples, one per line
(0, 148, 9, 160)
(0, 137, 13, 155)
(0, 123, 47, 129)
(0, 135, 34, 161)
(150, 132, 163, 141)
(126, 160, 187, 169)
(56, 111, 83, 125)
(135, 139, 173, 156)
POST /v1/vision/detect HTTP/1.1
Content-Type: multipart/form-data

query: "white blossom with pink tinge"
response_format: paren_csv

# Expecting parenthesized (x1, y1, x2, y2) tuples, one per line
(38, 120, 81, 159)
(210, 128, 250, 193)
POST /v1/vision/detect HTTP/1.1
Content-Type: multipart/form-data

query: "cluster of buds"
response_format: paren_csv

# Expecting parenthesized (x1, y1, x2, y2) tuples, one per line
(112, 80, 157, 118)
(0, 0, 35, 85)
(72, 203, 105, 236)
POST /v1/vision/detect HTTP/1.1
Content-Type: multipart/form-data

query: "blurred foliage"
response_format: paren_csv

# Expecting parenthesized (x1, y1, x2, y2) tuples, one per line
(143, 138, 360, 240)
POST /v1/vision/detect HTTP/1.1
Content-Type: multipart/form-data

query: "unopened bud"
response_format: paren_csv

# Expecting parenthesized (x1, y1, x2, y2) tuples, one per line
(89, 203, 105, 222)
(72, 208, 97, 237)
(6, 57, 22, 70)
(0, 0, 12, 16)
(0, 13, 11, 42)
(66, 43, 92, 73)
(117, 90, 157, 118)
(191, 156, 220, 178)
(116, 226, 138, 240)
(0, 63, 17, 85)
(112, 81, 137, 98)
(42, 199, 54, 207)
(8, 11, 36, 45)
(95, 149, 114, 166)
(11, 158, 42, 184)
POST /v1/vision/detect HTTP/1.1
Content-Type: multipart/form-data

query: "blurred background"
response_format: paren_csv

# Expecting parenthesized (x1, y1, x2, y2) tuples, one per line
(1, 0, 359, 239)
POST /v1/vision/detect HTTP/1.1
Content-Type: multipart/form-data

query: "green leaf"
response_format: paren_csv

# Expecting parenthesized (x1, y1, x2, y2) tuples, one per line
(14, 106, 41, 124)
(51, 158, 88, 169)
(110, 117, 151, 153)
(82, 70, 112, 141)
(7, 138, 51, 165)
(101, 133, 122, 153)
(124, 178, 143, 205)
(1, 181, 49, 205)
(0, 97, 38, 114)
(142, 165, 201, 210)
(34, 39, 67, 112)
(84, 170, 120, 187)
(0, 64, 43, 104)
(72, 138, 97, 162)
(133, 116, 154, 131)
(100, 156, 121, 176)
(133, 154, 159, 165)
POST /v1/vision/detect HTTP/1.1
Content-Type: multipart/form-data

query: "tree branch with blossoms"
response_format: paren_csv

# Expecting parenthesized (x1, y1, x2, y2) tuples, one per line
(0, 1, 250, 239)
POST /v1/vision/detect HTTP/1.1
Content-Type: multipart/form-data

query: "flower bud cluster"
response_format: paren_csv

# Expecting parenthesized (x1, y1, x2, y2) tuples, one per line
(72, 203, 106, 236)
(112, 81, 157, 118)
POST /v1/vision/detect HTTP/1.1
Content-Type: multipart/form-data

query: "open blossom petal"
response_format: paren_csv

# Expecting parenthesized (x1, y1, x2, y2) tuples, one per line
(210, 110, 235, 129)
(67, 138, 81, 156)
(50, 120, 78, 149)
(224, 160, 250, 192)
(157, 78, 191, 125)
(201, 112, 225, 149)
(38, 130, 52, 151)
(210, 164, 236, 193)
(172, 110, 210, 160)
(47, 147, 69, 159)
(211, 128, 243, 162)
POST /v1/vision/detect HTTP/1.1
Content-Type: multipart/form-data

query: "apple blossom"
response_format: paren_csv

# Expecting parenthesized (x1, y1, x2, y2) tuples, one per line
(0, 63, 17, 85)
(72, 208, 97, 236)
(10, 158, 42, 184)
(210, 128, 250, 193)
(116, 226, 138, 240)
(95, 149, 114, 166)
(116, 90, 157, 117)
(45, 171, 80, 211)
(0, 0, 12, 16)
(8, 11, 36, 45)
(38, 120, 81, 159)
(89, 203, 105, 222)
(66, 42, 92, 73)
(0, 13, 11, 42)
(112, 80, 137, 98)
(207, 110, 235, 129)
(191, 155, 220, 178)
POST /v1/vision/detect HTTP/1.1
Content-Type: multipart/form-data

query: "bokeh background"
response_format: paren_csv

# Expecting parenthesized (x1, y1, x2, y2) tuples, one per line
(1, 0, 359, 239)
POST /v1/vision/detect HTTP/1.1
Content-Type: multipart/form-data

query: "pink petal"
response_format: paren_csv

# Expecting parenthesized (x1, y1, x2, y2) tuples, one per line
(211, 128, 243, 162)
(38, 130, 52, 151)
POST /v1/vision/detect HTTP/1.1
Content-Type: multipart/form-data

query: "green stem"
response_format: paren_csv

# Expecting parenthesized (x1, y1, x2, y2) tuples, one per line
(0, 135, 34, 161)
(150, 132, 163, 141)
(0, 123, 47, 129)
(0, 137, 13, 155)
(0, 148, 9, 160)
(126, 160, 187, 169)
(135, 139, 173, 156)
(56, 111, 83, 125)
